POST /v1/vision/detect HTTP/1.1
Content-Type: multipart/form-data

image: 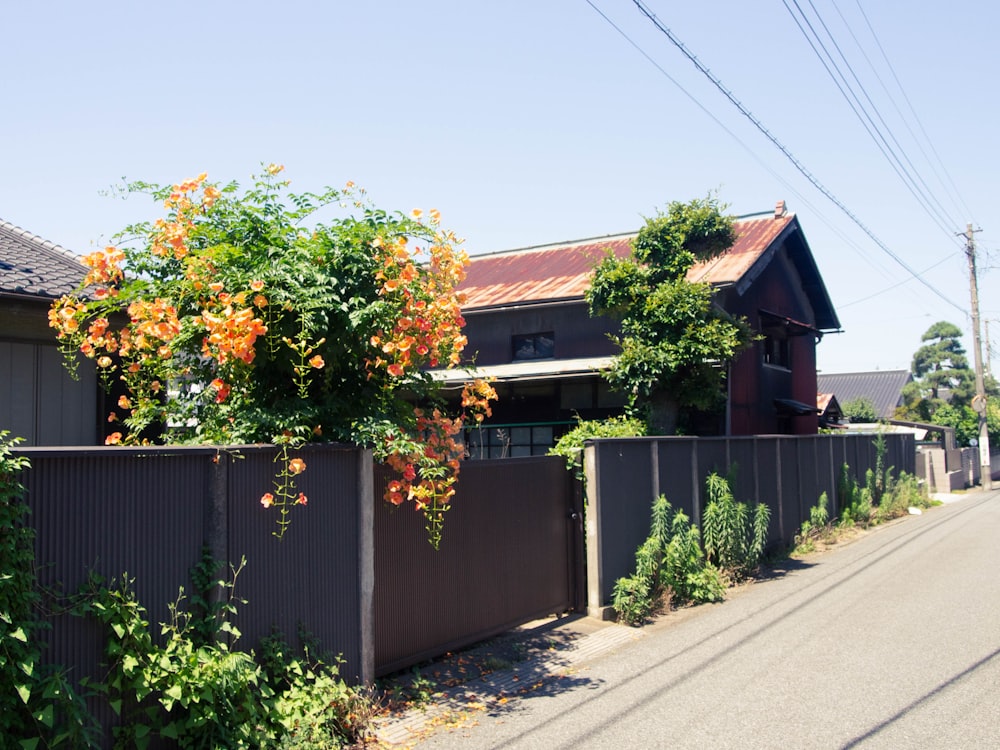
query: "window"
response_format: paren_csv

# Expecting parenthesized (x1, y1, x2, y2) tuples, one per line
(763, 334, 791, 369)
(512, 332, 554, 361)
(465, 424, 557, 458)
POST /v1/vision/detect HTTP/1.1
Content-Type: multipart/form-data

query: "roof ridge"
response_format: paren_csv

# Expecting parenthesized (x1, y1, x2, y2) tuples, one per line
(0, 218, 85, 266)
(818, 369, 910, 376)
(471, 210, 795, 260)
(473, 232, 636, 259)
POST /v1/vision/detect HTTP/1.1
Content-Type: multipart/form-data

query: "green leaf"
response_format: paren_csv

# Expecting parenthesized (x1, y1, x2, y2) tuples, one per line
(110, 698, 122, 716)
(18, 660, 33, 677)
(111, 622, 125, 639)
(18, 739, 39, 750)
(164, 683, 183, 702)
(34, 703, 54, 728)
(15, 683, 30, 704)
(10, 626, 27, 642)
(160, 722, 179, 739)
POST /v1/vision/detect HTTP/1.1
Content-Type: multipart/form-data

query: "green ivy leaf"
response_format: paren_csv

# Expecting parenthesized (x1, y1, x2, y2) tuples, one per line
(34, 703, 54, 729)
(15, 683, 30, 704)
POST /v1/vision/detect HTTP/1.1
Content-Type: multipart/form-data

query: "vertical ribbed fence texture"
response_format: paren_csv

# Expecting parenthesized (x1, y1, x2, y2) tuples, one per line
(586, 432, 916, 607)
(15, 443, 368, 746)
(373, 456, 584, 676)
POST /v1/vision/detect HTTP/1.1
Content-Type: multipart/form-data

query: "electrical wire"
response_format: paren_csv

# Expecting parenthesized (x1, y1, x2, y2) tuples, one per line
(782, 0, 961, 239)
(838, 251, 961, 309)
(620, 0, 965, 315)
(852, 0, 976, 224)
(583, 0, 890, 277)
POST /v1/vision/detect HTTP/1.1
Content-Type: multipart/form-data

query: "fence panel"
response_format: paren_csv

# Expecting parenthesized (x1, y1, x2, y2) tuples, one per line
(584, 433, 915, 608)
(17, 444, 370, 748)
(374, 455, 582, 676)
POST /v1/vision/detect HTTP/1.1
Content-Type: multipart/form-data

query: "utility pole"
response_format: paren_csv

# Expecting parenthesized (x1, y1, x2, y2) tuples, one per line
(963, 223, 992, 490)
(986, 319, 994, 379)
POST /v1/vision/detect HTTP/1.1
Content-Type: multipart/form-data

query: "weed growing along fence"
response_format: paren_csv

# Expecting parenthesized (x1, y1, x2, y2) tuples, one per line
(583, 432, 915, 610)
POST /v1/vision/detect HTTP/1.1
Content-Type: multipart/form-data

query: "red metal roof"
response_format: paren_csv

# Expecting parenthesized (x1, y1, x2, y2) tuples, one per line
(460, 213, 795, 310)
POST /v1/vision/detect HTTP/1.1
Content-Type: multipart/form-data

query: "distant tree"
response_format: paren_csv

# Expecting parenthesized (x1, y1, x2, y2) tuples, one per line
(586, 196, 753, 435)
(842, 396, 878, 423)
(896, 321, 976, 424)
(910, 321, 975, 404)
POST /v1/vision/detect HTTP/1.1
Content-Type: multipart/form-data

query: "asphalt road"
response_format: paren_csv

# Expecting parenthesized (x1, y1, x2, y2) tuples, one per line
(415, 491, 1000, 749)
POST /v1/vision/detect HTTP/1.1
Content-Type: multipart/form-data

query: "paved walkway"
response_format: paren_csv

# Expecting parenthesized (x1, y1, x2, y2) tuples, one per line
(372, 616, 647, 746)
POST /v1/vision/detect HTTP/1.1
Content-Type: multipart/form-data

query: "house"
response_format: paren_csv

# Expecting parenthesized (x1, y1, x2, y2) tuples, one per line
(436, 202, 841, 456)
(0, 219, 100, 445)
(817, 392, 843, 428)
(816, 369, 911, 421)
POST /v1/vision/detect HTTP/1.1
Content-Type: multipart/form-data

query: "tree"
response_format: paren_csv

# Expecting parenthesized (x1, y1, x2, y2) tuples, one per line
(586, 197, 753, 435)
(49, 166, 495, 545)
(910, 321, 975, 404)
(893, 320, 1000, 447)
(897, 321, 975, 424)
(841, 396, 878, 423)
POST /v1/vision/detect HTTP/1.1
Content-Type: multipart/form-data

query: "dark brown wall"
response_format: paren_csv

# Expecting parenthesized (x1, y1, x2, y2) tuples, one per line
(721, 234, 822, 436)
(462, 301, 619, 366)
(1, 297, 100, 445)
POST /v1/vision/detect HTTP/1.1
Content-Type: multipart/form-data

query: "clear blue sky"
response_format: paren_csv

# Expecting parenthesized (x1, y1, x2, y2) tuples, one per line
(4, 1, 998, 374)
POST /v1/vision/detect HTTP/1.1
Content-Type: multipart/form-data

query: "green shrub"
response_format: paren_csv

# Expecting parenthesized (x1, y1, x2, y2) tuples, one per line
(875, 471, 932, 521)
(0, 433, 99, 748)
(795, 492, 833, 553)
(75, 561, 373, 749)
(837, 465, 873, 528)
(612, 495, 723, 626)
(549, 415, 646, 479)
(701, 473, 770, 580)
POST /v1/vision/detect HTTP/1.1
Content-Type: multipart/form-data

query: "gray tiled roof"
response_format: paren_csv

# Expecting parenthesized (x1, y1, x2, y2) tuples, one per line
(816, 369, 912, 420)
(0, 218, 87, 299)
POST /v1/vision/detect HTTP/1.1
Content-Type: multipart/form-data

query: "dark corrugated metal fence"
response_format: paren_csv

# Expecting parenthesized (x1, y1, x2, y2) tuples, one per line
(584, 432, 916, 609)
(373, 455, 585, 676)
(17, 443, 372, 746)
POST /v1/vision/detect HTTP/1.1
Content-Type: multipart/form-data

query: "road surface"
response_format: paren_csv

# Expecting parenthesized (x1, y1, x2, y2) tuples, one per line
(414, 492, 1000, 749)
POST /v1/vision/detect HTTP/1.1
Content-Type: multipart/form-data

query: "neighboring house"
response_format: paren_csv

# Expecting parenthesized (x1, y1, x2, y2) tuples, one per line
(0, 219, 100, 445)
(816, 369, 911, 421)
(817, 392, 843, 428)
(436, 202, 841, 456)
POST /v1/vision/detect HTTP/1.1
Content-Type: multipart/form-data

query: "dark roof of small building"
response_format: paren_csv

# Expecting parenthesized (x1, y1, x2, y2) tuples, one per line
(816, 370, 912, 420)
(459, 205, 840, 331)
(0, 218, 87, 300)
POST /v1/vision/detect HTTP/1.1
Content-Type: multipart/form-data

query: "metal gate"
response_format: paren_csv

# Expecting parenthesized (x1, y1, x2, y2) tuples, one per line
(373, 455, 584, 676)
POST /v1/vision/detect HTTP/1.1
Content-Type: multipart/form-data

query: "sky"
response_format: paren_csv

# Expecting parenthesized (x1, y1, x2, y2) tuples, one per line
(4, 1, 999, 375)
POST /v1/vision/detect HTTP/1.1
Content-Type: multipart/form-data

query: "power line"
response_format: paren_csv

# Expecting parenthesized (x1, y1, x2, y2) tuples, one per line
(582, 0, 891, 277)
(621, 0, 965, 315)
(782, 0, 961, 238)
(838, 251, 960, 309)
(851, 0, 976, 223)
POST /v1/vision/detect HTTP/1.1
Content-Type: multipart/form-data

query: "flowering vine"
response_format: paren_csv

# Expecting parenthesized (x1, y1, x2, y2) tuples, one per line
(49, 165, 496, 544)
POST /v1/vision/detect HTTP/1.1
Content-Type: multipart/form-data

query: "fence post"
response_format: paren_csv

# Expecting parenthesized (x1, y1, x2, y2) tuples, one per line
(357, 447, 375, 685)
(205, 450, 228, 637)
(583, 442, 617, 618)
